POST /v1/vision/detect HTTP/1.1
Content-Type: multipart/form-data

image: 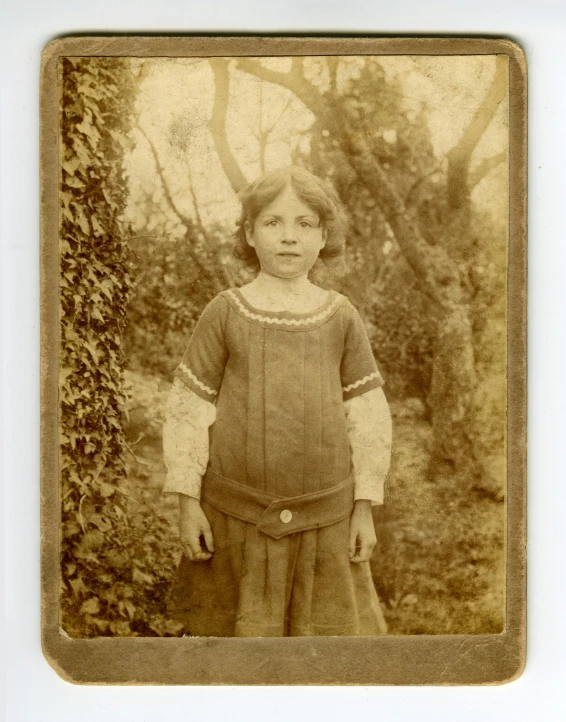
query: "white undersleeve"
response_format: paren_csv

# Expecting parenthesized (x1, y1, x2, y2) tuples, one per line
(343, 386, 392, 505)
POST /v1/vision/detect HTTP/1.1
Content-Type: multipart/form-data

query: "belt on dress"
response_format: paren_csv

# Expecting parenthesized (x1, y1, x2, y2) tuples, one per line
(201, 467, 355, 540)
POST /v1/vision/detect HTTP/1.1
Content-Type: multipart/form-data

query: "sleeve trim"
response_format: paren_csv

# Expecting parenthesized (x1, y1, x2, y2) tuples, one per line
(177, 362, 218, 397)
(342, 370, 381, 394)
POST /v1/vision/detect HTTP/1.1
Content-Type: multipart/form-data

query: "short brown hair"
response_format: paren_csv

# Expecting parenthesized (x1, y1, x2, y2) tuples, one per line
(233, 166, 349, 274)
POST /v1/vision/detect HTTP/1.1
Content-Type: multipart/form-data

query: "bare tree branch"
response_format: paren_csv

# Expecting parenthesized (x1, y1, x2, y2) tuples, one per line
(255, 94, 295, 171)
(446, 56, 508, 209)
(346, 137, 462, 306)
(235, 58, 331, 129)
(183, 148, 204, 227)
(265, 96, 293, 136)
(135, 121, 191, 227)
(469, 151, 507, 190)
(257, 83, 266, 172)
(209, 58, 247, 194)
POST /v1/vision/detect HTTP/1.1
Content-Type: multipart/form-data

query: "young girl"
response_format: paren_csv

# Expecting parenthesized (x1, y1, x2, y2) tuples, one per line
(162, 166, 392, 637)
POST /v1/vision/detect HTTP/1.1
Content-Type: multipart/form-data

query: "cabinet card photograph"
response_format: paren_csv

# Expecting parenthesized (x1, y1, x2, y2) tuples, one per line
(41, 36, 526, 685)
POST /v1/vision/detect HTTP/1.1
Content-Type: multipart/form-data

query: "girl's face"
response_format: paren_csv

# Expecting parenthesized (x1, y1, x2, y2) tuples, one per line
(245, 183, 326, 279)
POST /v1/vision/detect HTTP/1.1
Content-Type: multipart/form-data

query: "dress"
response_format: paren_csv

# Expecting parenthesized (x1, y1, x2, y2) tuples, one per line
(164, 288, 389, 636)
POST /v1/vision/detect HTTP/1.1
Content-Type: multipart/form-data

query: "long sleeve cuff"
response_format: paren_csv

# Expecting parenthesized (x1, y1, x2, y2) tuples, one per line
(161, 467, 203, 499)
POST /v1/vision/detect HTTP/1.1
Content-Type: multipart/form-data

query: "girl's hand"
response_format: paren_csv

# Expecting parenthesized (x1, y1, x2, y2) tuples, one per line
(349, 499, 377, 563)
(178, 495, 215, 562)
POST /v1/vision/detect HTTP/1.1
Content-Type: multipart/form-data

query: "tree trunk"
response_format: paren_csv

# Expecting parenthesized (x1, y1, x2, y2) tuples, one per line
(209, 59, 247, 194)
(429, 304, 477, 466)
(344, 144, 477, 466)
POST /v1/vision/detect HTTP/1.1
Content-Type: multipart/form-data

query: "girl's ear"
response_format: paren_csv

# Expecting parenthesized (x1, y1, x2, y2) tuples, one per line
(320, 227, 327, 250)
(244, 220, 255, 247)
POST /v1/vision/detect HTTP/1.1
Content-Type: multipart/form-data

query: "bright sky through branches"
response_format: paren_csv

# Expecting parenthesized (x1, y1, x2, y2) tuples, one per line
(125, 56, 508, 235)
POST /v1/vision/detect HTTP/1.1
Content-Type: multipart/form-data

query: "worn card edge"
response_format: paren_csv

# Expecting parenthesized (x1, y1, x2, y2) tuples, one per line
(40, 34, 527, 686)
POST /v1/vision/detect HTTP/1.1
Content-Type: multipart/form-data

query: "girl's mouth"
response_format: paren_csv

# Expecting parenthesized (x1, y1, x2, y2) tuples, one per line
(278, 252, 301, 257)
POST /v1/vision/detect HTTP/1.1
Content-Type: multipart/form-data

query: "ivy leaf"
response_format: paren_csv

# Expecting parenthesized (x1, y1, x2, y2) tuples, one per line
(76, 529, 104, 554)
(62, 206, 75, 224)
(69, 576, 89, 598)
(65, 175, 85, 189)
(90, 616, 109, 632)
(91, 216, 105, 236)
(99, 481, 116, 498)
(72, 136, 92, 166)
(109, 620, 134, 637)
(99, 279, 114, 300)
(132, 567, 155, 586)
(77, 83, 103, 101)
(80, 597, 100, 615)
(106, 549, 129, 570)
(118, 599, 137, 622)
(123, 600, 136, 622)
(74, 205, 90, 235)
(89, 513, 112, 532)
(63, 520, 81, 536)
(62, 155, 82, 176)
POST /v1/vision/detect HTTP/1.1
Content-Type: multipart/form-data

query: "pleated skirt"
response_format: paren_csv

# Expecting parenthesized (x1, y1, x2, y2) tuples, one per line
(167, 501, 388, 637)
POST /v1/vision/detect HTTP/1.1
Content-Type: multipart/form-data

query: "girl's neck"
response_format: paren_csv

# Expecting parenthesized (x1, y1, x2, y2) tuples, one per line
(240, 271, 328, 313)
(254, 270, 311, 296)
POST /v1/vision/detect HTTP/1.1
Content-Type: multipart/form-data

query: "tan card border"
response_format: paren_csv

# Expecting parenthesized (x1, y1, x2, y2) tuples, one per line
(40, 35, 527, 685)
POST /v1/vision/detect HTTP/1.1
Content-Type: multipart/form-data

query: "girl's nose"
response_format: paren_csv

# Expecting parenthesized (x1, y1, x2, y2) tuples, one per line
(280, 223, 298, 243)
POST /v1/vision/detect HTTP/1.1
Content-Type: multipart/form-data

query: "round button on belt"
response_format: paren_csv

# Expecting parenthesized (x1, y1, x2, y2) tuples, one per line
(279, 509, 293, 524)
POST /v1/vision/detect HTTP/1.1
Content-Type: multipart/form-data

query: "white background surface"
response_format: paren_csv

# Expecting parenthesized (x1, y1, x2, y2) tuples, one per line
(2, 0, 565, 719)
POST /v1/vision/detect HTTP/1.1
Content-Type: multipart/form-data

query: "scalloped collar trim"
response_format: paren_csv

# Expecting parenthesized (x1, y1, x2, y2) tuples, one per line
(225, 288, 344, 327)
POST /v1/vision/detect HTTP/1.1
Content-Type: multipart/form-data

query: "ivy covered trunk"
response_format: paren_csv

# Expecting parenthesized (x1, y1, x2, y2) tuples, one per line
(59, 58, 181, 637)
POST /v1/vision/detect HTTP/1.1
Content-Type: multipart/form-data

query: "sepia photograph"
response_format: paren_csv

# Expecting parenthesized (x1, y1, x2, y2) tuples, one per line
(40, 36, 526, 684)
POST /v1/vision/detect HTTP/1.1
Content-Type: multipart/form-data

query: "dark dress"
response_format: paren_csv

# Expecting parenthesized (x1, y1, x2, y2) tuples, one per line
(167, 288, 388, 636)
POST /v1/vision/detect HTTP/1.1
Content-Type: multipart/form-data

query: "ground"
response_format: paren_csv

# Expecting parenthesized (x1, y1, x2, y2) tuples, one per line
(124, 369, 505, 636)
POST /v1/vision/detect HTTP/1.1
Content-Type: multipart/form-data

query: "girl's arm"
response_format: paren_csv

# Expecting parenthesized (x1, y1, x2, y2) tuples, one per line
(162, 377, 216, 499)
(163, 295, 228, 560)
(344, 386, 392, 563)
(344, 386, 392, 505)
(163, 377, 217, 561)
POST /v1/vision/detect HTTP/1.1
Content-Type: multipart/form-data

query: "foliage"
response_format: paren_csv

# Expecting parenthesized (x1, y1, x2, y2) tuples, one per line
(123, 220, 247, 377)
(364, 260, 434, 400)
(372, 409, 505, 634)
(59, 58, 182, 637)
(303, 60, 439, 397)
